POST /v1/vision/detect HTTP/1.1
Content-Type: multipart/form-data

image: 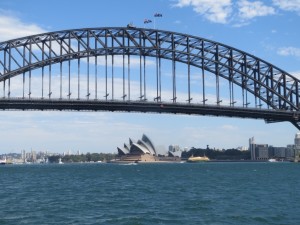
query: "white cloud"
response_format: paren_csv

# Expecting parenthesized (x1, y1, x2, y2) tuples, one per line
(0, 110, 149, 154)
(174, 0, 300, 27)
(0, 10, 46, 42)
(238, 0, 275, 20)
(289, 71, 300, 80)
(174, 0, 232, 24)
(277, 47, 300, 57)
(273, 0, 300, 14)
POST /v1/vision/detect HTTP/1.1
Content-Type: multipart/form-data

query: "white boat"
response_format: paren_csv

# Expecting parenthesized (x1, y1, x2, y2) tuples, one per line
(268, 159, 277, 162)
(0, 157, 7, 165)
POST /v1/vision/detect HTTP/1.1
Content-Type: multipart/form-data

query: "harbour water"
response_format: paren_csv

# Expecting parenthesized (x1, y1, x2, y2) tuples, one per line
(1, 162, 300, 224)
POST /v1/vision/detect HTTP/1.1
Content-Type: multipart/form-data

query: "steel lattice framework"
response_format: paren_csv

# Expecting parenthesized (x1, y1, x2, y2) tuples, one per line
(0, 27, 300, 128)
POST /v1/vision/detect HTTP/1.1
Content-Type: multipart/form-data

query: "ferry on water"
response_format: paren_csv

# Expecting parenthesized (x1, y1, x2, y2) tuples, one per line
(0, 157, 7, 165)
(187, 155, 210, 163)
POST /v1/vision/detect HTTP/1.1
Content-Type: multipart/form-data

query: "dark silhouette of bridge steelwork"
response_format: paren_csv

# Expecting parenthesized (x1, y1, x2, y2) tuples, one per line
(0, 27, 300, 128)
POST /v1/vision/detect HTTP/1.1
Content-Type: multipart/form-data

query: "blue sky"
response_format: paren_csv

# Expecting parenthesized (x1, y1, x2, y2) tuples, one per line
(0, 0, 300, 154)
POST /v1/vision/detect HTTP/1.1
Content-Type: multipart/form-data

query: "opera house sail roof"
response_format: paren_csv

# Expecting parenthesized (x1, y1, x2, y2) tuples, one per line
(117, 134, 157, 156)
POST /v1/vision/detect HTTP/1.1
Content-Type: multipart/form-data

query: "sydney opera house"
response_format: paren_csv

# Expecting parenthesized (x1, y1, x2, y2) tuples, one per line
(116, 134, 181, 163)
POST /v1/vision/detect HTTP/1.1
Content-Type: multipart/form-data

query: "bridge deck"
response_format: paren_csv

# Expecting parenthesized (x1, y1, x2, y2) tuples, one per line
(0, 98, 298, 125)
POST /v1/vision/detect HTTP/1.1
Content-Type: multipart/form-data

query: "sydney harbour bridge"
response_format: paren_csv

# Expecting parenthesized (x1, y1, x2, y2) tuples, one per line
(0, 27, 300, 129)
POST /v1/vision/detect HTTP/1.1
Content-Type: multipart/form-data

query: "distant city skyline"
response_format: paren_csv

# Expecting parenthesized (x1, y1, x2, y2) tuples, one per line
(1, 131, 299, 156)
(0, 0, 299, 154)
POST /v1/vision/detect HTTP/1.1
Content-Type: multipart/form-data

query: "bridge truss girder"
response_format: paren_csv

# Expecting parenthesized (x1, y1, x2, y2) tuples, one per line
(0, 27, 300, 128)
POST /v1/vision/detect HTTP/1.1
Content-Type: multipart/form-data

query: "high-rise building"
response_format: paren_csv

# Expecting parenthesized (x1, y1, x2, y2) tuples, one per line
(31, 150, 37, 162)
(249, 137, 255, 160)
(294, 133, 300, 162)
(273, 147, 286, 158)
(295, 133, 300, 146)
(21, 150, 26, 163)
(286, 145, 295, 159)
(169, 145, 180, 152)
(249, 137, 269, 160)
(255, 144, 269, 160)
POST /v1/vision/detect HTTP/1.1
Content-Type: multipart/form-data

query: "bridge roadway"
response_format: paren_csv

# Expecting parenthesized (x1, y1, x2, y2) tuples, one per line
(0, 98, 298, 125)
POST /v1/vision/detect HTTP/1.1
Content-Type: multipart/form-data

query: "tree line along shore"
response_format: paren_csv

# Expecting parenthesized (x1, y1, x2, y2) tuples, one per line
(46, 148, 251, 163)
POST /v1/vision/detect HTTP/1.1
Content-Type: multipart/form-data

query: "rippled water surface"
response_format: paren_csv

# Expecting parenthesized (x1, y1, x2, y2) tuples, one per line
(1, 162, 300, 224)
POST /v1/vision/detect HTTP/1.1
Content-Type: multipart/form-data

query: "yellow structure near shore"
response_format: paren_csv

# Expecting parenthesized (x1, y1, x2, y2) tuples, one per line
(187, 155, 210, 162)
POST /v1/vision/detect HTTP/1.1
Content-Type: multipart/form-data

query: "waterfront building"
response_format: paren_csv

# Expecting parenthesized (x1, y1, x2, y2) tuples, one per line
(249, 137, 270, 160)
(21, 150, 26, 163)
(295, 133, 300, 146)
(286, 145, 295, 159)
(31, 150, 37, 163)
(63, 150, 72, 156)
(116, 134, 181, 163)
(169, 145, 180, 152)
(117, 134, 157, 162)
(249, 137, 256, 160)
(25, 152, 31, 160)
(273, 147, 286, 158)
(249, 134, 300, 161)
(168, 145, 182, 157)
(294, 133, 300, 162)
(255, 144, 269, 160)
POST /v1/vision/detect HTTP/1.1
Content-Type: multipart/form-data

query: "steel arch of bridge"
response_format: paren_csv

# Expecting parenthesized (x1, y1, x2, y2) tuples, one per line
(0, 27, 300, 128)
